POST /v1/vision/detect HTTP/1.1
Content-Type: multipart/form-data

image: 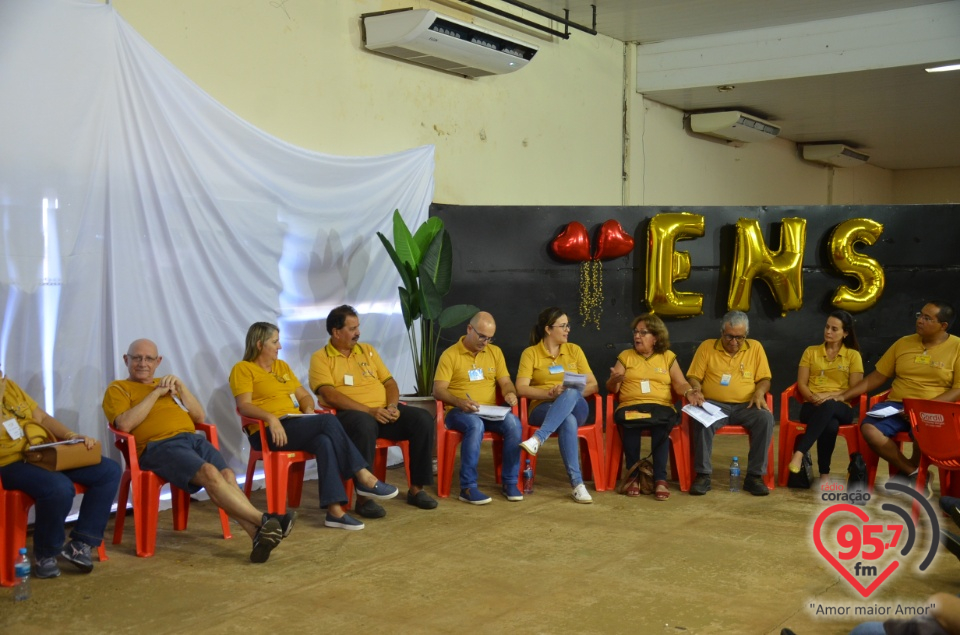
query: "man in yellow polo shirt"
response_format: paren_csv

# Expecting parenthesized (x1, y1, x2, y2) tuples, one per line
(685, 311, 774, 496)
(839, 301, 960, 479)
(102, 339, 289, 563)
(310, 305, 437, 517)
(433, 311, 521, 505)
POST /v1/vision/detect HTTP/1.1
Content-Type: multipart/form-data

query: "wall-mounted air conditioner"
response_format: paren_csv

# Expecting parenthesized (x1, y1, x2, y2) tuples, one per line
(802, 143, 870, 167)
(690, 111, 781, 144)
(362, 9, 538, 78)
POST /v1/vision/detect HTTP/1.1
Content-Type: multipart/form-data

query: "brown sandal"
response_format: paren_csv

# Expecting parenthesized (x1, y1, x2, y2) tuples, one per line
(654, 480, 670, 501)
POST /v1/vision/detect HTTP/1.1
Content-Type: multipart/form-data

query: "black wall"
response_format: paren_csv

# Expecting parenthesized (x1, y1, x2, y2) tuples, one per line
(431, 204, 960, 404)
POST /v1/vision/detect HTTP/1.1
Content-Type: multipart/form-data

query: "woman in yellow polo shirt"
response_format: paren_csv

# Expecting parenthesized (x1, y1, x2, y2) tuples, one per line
(230, 322, 397, 532)
(606, 313, 693, 501)
(517, 307, 599, 503)
(789, 310, 863, 477)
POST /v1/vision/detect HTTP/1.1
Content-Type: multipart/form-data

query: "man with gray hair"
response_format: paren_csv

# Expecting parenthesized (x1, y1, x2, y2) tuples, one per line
(684, 311, 774, 496)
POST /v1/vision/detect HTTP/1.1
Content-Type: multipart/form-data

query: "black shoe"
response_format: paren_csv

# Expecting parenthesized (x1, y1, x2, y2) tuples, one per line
(940, 529, 960, 562)
(690, 474, 711, 496)
(744, 475, 770, 496)
(407, 490, 438, 510)
(60, 539, 94, 573)
(250, 517, 282, 564)
(356, 499, 386, 519)
(263, 511, 296, 538)
(940, 496, 960, 530)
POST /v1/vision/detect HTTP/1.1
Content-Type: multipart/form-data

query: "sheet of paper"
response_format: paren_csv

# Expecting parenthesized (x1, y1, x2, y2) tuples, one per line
(477, 405, 511, 420)
(867, 405, 902, 418)
(27, 438, 84, 450)
(682, 401, 727, 428)
(562, 372, 587, 390)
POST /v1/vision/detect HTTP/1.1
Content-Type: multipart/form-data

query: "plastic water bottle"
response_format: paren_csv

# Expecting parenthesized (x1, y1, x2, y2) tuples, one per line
(729, 456, 741, 493)
(13, 548, 30, 602)
(522, 459, 534, 494)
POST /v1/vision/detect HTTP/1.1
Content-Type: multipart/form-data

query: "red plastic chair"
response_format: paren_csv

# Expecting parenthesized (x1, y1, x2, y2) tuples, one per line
(436, 400, 518, 498)
(1, 481, 108, 587)
(111, 422, 232, 558)
(604, 393, 690, 492)
(686, 392, 776, 490)
(777, 383, 866, 487)
(519, 394, 607, 491)
(903, 398, 960, 516)
(241, 410, 411, 514)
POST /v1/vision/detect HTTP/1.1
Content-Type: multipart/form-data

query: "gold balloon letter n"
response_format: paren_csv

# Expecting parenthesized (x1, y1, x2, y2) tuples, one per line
(728, 217, 807, 316)
(646, 213, 705, 317)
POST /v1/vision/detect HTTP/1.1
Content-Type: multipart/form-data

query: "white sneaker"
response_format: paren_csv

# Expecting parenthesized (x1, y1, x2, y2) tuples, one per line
(519, 436, 541, 456)
(571, 483, 593, 504)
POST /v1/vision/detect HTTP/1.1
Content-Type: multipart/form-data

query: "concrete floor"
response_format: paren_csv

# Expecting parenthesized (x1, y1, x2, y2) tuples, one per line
(5, 434, 957, 635)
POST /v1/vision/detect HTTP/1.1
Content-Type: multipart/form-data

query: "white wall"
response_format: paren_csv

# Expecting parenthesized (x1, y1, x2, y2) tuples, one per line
(113, 1, 951, 207)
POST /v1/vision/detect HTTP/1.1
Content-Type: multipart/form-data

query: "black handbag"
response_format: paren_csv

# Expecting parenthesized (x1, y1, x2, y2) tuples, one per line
(846, 452, 868, 504)
(787, 434, 814, 489)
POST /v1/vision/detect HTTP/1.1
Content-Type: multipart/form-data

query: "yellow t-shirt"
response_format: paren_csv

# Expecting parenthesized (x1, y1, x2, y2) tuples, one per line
(516, 341, 592, 411)
(229, 360, 302, 430)
(309, 342, 392, 408)
(799, 344, 864, 395)
(435, 337, 510, 411)
(687, 338, 772, 404)
(102, 379, 196, 457)
(616, 349, 678, 409)
(0, 378, 41, 467)
(874, 334, 960, 402)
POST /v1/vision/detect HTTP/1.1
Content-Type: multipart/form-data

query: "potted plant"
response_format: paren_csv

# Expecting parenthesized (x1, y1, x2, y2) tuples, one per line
(377, 210, 478, 397)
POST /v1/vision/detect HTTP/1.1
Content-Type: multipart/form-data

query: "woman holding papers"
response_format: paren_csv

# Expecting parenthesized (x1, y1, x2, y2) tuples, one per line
(0, 367, 120, 578)
(788, 310, 863, 478)
(606, 314, 694, 500)
(230, 322, 397, 531)
(517, 307, 598, 504)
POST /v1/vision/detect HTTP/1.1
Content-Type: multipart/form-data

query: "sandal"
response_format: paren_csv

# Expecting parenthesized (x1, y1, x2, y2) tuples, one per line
(625, 481, 641, 497)
(654, 480, 670, 501)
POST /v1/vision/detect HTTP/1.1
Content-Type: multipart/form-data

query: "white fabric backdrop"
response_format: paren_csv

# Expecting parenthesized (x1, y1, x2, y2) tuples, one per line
(0, 0, 433, 481)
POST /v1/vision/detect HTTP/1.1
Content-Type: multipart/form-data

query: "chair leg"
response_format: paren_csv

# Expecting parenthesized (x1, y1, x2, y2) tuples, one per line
(243, 455, 258, 499)
(113, 470, 131, 545)
(287, 462, 306, 510)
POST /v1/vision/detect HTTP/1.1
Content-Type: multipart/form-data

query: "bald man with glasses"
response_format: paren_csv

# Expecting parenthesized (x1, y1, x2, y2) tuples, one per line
(685, 310, 774, 496)
(839, 301, 960, 481)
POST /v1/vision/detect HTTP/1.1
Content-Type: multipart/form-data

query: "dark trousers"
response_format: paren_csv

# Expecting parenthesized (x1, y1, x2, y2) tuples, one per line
(0, 458, 121, 558)
(337, 404, 435, 487)
(797, 401, 855, 475)
(249, 414, 367, 508)
(616, 419, 673, 483)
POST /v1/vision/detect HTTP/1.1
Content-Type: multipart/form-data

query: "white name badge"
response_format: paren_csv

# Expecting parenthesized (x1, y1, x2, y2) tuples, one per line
(3, 418, 23, 440)
(640, 380, 651, 394)
(290, 393, 299, 408)
(720, 373, 732, 386)
(548, 364, 564, 375)
(344, 374, 354, 386)
(468, 368, 484, 381)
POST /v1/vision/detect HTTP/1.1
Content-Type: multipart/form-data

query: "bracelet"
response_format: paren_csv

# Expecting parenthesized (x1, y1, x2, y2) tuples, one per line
(66, 432, 79, 439)
(684, 388, 695, 397)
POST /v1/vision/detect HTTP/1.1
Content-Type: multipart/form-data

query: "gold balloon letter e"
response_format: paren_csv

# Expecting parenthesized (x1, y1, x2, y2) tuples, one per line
(727, 217, 807, 315)
(646, 213, 705, 317)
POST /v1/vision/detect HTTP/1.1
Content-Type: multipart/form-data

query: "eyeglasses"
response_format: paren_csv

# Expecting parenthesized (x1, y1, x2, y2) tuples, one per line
(550, 323, 571, 331)
(916, 311, 941, 324)
(472, 327, 495, 344)
(633, 329, 652, 337)
(128, 355, 158, 363)
(721, 333, 746, 343)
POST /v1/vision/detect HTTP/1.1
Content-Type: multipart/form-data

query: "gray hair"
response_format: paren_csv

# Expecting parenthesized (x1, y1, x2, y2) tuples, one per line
(721, 310, 749, 335)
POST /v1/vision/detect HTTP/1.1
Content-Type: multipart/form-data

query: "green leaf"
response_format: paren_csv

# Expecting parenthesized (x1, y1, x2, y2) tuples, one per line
(398, 287, 416, 328)
(412, 217, 443, 258)
(420, 229, 454, 296)
(392, 210, 420, 269)
(438, 304, 479, 329)
(419, 270, 442, 320)
(376, 232, 415, 294)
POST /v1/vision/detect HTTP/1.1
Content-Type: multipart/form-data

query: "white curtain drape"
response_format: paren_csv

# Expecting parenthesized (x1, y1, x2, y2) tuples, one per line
(0, 0, 433, 484)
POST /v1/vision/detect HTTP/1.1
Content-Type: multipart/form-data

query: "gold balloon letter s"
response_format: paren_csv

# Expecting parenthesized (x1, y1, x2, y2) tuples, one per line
(646, 213, 705, 317)
(828, 218, 885, 312)
(727, 217, 807, 315)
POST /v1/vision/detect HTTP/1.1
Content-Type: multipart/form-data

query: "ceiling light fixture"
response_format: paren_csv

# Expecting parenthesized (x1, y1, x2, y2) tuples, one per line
(925, 63, 960, 73)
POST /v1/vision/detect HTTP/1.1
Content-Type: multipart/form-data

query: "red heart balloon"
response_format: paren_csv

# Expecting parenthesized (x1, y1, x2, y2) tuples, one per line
(550, 222, 591, 262)
(593, 219, 634, 260)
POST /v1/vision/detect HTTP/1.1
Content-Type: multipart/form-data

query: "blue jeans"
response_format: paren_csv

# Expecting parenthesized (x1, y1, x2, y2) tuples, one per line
(528, 389, 589, 486)
(444, 408, 521, 491)
(0, 458, 122, 558)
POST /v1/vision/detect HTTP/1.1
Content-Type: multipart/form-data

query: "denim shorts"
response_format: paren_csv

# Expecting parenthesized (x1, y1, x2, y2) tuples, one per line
(139, 432, 228, 493)
(863, 401, 912, 438)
